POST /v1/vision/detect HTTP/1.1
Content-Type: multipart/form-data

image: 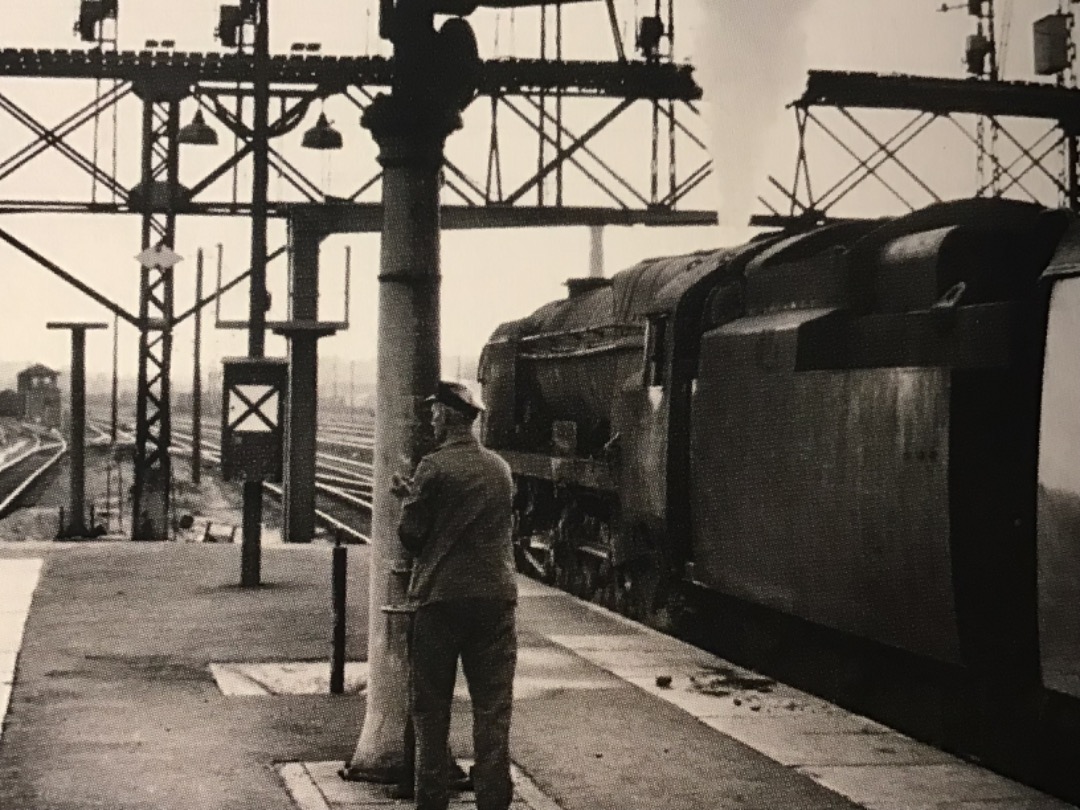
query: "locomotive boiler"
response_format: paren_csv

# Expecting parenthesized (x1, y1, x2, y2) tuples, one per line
(479, 198, 1080, 787)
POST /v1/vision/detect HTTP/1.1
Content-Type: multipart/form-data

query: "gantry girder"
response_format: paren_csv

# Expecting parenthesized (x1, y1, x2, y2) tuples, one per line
(755, 70, 1080, 229)
(0, 47, 713, 224)
(0, 47, 701, 100)
(798, 70, 1080, 125)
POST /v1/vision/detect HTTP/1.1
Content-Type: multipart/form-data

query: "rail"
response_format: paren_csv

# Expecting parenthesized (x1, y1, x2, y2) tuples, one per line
(169, 430, 371, 545)
(0, 436, 67, 518)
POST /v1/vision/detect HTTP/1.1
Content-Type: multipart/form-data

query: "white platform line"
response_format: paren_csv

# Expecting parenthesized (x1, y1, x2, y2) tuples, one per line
(279, 761, 562, 810)
(278, 763, 332, 810)
(0, 558, 43, 748)
(511, 763, 564, 810)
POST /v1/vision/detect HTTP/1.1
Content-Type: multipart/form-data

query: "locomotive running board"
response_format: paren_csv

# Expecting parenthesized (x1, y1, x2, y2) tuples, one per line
(498, 449, 617, 492)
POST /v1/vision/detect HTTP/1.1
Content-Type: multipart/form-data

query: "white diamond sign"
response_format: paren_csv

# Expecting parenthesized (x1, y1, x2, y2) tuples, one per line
(136, 245, 183, 269)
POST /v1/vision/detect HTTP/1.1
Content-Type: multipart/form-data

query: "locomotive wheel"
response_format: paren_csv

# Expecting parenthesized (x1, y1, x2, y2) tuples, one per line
(578, 556, 600, 602)
(553, 540, 578, 593)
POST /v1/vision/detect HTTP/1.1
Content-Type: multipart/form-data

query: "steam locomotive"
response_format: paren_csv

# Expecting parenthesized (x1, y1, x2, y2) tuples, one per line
(479, 197, 1080, 787)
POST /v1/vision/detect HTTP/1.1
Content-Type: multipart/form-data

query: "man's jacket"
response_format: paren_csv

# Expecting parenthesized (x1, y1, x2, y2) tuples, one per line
(399, 433, 517, 606)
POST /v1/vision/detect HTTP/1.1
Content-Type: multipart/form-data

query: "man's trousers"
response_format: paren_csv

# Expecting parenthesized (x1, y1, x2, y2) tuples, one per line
(411, 598, 517, 810)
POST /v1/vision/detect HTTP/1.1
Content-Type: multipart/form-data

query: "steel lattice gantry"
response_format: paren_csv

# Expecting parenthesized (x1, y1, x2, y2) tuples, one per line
(754, 70, 1080, 229)
(0, 48, 712, 223)
(0, 44, 713, 539)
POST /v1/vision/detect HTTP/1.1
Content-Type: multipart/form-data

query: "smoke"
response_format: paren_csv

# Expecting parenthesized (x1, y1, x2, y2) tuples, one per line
(691, 1, 818, 227)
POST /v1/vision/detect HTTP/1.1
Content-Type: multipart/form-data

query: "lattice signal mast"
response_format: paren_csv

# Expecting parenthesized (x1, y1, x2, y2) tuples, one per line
(1032, 2, 1080, 206)
(940, 1, 1002, 194)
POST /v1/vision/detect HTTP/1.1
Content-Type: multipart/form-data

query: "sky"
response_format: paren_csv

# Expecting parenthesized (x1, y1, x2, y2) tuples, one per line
(0, 0, 1070, 382)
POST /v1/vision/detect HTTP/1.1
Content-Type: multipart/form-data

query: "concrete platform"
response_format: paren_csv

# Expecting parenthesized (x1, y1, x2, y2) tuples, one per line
(0, 543, 1074, 810)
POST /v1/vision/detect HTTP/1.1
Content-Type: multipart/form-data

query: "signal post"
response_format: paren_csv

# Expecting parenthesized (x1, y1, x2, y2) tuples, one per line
(48, 321, 108, 539)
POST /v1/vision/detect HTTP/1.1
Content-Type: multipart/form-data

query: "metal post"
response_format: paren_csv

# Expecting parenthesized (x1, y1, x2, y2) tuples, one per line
(347, 89, 461, 784)
(193, 249, 203, 485)
(1068, 133, 1080, 212)
(49, 322, 107, 538)
(71, 330, 86, 535)
(588, 225, 604, 278)
(283, 332, 320, 541)
(117, 451, 123, 532)
(284, 222, 319, 543)
(331, 539, 347, 694)
(106, 462, 112, 533)
(110, 312, 118, 445)
(132, 86, 180, 542)
(241, 0, 270, 587)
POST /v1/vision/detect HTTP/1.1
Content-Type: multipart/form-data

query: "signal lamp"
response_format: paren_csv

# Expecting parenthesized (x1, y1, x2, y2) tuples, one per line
(217, 5, 244, 48)
(75, 0, 103, 42)
(636, 16, 664, 60)
(302, 113, 344, 151)
(178, 111, 220, 147)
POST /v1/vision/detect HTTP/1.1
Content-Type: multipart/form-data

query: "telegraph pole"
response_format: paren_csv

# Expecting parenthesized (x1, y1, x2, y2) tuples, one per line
(110, 312, 118, 445)
(346, 0, 481, 781)
(192, 249, 204, 485)
(241, 0, 271, 587)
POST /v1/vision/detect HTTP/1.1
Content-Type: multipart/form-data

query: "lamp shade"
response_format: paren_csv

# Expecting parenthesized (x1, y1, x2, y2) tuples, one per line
(178, 110, 219, 146)
(302, 113, 344, 151)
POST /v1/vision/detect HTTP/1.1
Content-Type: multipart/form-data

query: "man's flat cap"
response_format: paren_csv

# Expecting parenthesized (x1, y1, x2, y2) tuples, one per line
(425, 380, 484, 417)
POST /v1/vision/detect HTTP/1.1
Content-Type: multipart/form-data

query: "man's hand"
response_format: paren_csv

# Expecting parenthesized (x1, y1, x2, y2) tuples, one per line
(390, 473, 413, 499)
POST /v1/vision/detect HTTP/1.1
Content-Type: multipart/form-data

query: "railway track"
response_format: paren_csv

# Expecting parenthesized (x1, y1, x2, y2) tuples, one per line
(0, 429, 67, 519)
(169, 428, 372, 545)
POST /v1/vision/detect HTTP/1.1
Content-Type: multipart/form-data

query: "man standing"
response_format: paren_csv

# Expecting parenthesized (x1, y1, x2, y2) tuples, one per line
(397, 381, 517, 810)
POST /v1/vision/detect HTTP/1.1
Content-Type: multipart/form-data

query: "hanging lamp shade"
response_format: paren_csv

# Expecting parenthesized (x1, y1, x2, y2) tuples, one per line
(302, 113, 344, 150)
(178, 110, 219, 146)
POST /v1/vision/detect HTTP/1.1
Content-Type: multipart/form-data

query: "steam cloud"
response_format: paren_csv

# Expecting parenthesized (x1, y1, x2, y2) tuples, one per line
(692, 1, 818, 227)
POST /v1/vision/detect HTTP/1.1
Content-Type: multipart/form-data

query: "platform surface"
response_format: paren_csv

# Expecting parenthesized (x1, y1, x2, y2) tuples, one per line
(0, 543, 1074, 810)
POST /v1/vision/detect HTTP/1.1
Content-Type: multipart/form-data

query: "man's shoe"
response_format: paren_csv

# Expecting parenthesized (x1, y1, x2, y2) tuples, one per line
(449, 762, 474, 792)
(338, 763, 400, 784)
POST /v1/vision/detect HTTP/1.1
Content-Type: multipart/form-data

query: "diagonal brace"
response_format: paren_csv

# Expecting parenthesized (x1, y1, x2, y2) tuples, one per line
(0, 82, 131, 184)
(172, 243, 288, 327)
(0, 91, 130, 201)
(0, 225, 139, 326)
(505, 98, 635, 205)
